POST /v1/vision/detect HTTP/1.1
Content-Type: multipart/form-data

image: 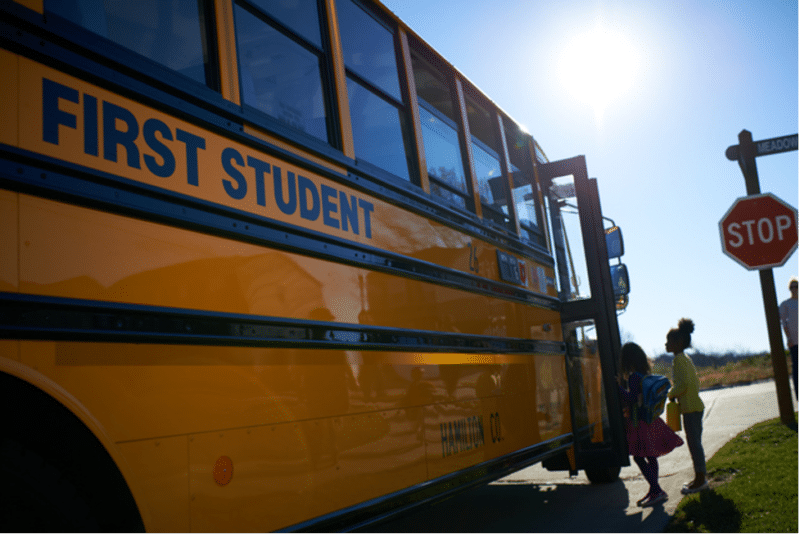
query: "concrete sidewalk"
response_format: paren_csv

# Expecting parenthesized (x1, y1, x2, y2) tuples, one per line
(494, 379, 792, 532)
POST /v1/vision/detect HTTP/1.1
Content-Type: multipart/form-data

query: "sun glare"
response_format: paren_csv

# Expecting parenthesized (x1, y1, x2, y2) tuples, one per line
(559, 25, 637, 122)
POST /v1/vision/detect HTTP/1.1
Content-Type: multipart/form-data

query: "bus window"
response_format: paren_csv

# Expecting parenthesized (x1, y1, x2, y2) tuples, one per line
(45, 0, 213, 87)
(338, 0, 412, 182)
(506, 120, 545, 247)
(337, 0, 401, 101)
(465, 98, 512, 229)
(345, 78, 411, 181)
(411, 56, 470, 210)
(235, 1, 329, 143)
(549, 174, 592, 301)
(512, 171, 539, 242)
(247, 0, 322, 49)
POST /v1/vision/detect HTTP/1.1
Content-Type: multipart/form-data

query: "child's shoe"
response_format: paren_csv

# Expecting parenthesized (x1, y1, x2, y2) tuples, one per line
(640, 490, 667, 507)
(680, 480, 709, 494)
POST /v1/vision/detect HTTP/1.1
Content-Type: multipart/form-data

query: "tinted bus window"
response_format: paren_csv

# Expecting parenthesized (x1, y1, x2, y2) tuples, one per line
(337, 0, 401, 100)
(46, 0, 211, 86)
(418, 104, 469, 209)
(472, 140, 501, 205)
(346, 77, 411, 181)
(506, 121, 542, 244)
(339, 0, 411, 181)
(235, 2, 329, 143)
(467, 99, 510, 228)
(249, 0, 322, 48)
(412, 56, 470, 210)
(512, 173, 539, 235)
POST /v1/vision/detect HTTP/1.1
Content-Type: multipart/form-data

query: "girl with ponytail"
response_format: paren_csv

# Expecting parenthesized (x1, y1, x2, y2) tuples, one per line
(666, 318, 708, 494)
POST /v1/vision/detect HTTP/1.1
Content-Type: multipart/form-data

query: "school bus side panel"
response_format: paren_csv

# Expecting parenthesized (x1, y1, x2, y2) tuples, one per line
(16, 339, 569, 531)
(14, 56, 559, 301)
(0, 49, 18, 148)
(16, 196, 560, 357)
(0, 189, 18, 293)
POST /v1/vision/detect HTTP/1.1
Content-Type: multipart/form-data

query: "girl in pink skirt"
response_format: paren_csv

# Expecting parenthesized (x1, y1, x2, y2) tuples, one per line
(618, 342, 684, 507)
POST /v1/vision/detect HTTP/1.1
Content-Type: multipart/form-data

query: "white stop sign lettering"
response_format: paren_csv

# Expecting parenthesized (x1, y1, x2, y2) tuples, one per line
(727, 215, 793, 247)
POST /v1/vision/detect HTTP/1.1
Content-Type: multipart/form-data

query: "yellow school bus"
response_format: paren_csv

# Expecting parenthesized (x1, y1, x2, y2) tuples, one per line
(0, 0, 629, 530)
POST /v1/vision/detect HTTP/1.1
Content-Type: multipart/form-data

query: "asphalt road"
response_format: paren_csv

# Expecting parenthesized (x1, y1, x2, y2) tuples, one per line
(369, 380, 795, 533)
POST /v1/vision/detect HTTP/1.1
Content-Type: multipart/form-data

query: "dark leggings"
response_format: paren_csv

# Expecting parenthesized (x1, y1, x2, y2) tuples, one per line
(633, 456, 661, 493)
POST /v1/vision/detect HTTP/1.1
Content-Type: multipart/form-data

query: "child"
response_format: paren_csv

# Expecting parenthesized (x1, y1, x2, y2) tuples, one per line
(618, 342, 684, 507)
(666, 318, 709, 494)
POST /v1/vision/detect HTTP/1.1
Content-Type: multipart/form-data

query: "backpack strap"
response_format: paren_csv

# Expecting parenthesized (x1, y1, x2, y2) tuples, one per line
(629, 372, 644, 427)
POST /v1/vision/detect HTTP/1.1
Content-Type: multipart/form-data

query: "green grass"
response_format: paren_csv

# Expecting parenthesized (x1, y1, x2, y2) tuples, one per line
(665, 416, 798, 533)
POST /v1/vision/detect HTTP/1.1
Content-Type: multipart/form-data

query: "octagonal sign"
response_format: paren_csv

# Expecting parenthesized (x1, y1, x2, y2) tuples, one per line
(719, 193, 798, 270)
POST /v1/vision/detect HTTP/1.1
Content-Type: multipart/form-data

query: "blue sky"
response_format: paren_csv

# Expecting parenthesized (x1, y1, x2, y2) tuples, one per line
(381, 0, 798, 356)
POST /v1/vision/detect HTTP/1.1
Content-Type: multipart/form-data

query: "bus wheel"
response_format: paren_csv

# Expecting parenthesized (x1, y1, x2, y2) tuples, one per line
(584, 465, 621, 484)
(0, 438, 99, 532)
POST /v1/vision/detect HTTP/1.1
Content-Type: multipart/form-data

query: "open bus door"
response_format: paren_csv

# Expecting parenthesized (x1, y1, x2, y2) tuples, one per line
(537, 156, 630, 482)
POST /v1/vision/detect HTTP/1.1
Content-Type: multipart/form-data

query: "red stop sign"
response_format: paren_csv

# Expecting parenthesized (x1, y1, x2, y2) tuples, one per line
(719, 193, 798, 270)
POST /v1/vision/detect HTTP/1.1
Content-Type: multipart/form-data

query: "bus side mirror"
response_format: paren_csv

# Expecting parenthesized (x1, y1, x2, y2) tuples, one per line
(610, 263, 630, 297)
(605, 226, 624, 259)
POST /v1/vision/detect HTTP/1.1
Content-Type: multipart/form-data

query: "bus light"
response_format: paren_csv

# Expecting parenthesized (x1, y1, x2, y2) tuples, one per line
(213, 456, 233, 486)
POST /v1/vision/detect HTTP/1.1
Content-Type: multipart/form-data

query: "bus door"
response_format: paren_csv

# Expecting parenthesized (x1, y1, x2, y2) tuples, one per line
(537, 156, 629, 481)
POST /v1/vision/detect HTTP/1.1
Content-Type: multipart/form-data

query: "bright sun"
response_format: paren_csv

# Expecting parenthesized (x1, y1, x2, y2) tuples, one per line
(559, 25, 637, 122)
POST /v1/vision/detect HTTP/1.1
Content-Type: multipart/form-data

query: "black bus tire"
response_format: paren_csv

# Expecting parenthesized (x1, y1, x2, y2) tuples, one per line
(584, 465, 621, 484)
(0, 437, 100, 532)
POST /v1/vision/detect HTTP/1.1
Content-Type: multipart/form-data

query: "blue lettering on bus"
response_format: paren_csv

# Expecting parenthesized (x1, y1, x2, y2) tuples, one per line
(340, 192, 358, 234)
(222, 147, 247, 200)
(247, 155, 270, 207)
(359, 198, 374, 239)
(83, 94, 98, 157)
(320, 184, 339, 229)
(176, 129, 205, 187)
(273, 167, 297, 215)
(39, 77, 375, 240)
(42, 78, 78, 146)
(103, 101, 140, 168)
(143, 119, 175, 178)
(298, 175, 320, 222)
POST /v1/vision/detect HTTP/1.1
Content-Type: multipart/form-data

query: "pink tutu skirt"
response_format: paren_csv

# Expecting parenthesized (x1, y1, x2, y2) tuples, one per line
(625, 417, 684, 458)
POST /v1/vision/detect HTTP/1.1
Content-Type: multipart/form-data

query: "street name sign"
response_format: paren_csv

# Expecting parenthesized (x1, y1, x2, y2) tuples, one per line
(726, 133, 798, 161)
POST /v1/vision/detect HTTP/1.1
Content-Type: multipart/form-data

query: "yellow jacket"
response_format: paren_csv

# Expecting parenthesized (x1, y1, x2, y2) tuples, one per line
(668, 352, 705, 413)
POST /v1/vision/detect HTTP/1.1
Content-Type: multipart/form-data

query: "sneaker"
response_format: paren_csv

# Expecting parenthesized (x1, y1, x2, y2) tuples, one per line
(636, 493, 652, 506)
(680, 480, 709, 494)
(640, 491, 667, 507)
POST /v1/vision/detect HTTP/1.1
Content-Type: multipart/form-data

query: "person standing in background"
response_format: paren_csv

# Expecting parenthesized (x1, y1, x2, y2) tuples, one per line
(778, 277, 798, 399)
(666, 318, 708, 494)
